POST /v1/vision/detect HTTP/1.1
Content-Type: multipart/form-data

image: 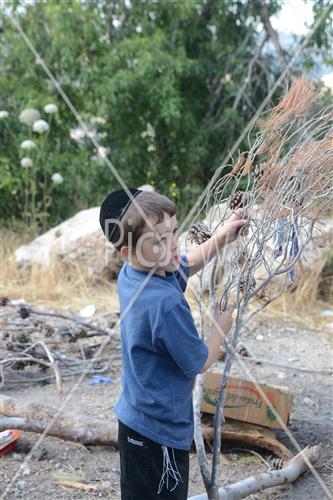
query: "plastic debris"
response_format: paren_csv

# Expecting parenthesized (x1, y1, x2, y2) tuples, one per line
(89, 375, 112, 385)
(0, 429, 21, 456)
(78, 304, 96, 318)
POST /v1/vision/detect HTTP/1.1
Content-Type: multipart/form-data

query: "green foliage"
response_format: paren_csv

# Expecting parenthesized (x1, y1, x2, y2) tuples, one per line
(0, 0, 331, 233)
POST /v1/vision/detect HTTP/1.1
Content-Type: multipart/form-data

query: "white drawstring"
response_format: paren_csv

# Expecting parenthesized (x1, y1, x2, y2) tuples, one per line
(157, 445, 183, 494)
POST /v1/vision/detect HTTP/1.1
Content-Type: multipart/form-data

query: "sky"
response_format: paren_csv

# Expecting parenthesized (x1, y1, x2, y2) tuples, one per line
(272, 0, 314, 35)
(272, 0, 332, 90)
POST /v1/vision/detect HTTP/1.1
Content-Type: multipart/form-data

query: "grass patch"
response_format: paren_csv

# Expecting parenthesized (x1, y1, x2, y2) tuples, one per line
(0, 230, 119, 313)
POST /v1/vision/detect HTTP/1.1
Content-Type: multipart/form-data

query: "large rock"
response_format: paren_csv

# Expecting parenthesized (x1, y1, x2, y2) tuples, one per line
(15, 207, 123, 281)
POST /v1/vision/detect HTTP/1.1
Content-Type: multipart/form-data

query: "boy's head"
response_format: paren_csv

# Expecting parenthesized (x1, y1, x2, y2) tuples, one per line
(100, 189, 180, 273)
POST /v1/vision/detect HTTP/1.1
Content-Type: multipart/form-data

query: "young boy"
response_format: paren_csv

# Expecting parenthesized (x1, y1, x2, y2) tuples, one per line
(99, 188, 248, 500)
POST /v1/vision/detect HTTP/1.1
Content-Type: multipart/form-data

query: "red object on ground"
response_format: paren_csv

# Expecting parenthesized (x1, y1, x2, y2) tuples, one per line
(0, 429, 21, 456)
(0, 441, 18, 456)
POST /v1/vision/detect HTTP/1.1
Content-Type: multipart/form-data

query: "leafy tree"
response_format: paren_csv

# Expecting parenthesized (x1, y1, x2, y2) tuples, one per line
(0, 0, 331, 233)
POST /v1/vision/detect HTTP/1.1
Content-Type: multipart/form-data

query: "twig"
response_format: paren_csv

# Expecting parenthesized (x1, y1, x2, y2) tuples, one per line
(6, 302, 116, 337)
(236, 354, 333, 374)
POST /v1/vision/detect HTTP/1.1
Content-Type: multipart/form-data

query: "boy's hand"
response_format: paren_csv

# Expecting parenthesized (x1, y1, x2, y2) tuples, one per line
(220, 209, 249, 244)
(213, 305, 234, 337)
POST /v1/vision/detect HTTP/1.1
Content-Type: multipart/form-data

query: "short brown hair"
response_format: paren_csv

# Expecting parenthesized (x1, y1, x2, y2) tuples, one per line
(112, 191, 176, 250)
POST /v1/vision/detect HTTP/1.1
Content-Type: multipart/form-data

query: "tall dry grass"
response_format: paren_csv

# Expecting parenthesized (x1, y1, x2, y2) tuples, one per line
(1, 230, 331, 330)
(0, 230, 119, 313)
(261, 259, 332, 331)
(187, 256, 332, 333)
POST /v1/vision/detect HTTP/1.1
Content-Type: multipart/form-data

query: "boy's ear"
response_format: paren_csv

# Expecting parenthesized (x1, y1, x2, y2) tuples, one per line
(120, 245, 129, 261)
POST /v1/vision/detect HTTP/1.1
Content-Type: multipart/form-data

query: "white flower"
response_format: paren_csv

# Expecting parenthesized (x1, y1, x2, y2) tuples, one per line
(207, 24, 217, 36)
(222, 73, 233, 84)
(19, 108, 40, 125)
(136, 25, 142, 33)
(20, 140, 37, 150)
(44, 103, 58, 114)
(91, 147, 109, 165)
(0, 110, 9, 119)
(321, 72, 333, 94)
(112, 18, 121, 29)
(147, 144, 156, 152)
(51, 173, 63, 184)
(90, 116, 106, 125)
(33, 119, 49, 134)
(146, 123, 155, 138)
(127, 59, 138, 69)
(97, 146, 109, 159)
(21, 157, 33, 168)
(70, 126, 86, 143)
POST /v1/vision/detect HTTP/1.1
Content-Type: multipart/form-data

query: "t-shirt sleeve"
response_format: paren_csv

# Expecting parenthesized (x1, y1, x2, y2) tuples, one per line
(155, 301, 208, 378)
(174, 254, 190, 292)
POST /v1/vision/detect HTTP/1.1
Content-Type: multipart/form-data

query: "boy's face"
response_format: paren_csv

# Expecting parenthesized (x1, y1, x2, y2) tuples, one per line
(130, 213, 180, 274)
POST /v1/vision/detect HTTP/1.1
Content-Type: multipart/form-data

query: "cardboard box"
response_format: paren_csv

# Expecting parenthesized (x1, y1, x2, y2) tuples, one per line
(201, 372, 293, 430)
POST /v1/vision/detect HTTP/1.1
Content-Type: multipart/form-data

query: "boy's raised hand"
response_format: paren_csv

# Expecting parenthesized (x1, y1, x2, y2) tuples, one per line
(213, 304, 234, 337)
(220, 208, 249, 244)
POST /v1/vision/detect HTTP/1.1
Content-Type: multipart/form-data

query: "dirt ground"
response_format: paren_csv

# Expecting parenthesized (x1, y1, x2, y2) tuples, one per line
(1, 316, 332, 499)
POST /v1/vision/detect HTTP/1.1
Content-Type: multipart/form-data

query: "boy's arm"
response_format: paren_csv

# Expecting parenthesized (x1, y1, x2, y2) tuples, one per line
(199, 306, 233, 372)
(187, 210, 248, 277)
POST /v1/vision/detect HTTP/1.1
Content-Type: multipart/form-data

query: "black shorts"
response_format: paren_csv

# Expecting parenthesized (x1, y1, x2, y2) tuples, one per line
(118, 420, 190, 500)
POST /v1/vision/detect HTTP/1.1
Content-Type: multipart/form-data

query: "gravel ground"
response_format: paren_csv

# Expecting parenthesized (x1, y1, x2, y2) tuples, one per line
(1, 317, 332, 499)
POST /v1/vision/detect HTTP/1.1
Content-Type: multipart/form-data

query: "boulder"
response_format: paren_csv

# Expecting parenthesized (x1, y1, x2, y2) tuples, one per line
(15, 207, 123, 281)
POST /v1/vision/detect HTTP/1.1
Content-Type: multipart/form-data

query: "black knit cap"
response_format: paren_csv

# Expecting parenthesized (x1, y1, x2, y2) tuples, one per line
(99, 188, 142, 242)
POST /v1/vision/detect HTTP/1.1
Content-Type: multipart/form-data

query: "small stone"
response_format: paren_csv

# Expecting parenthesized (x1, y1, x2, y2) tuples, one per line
(303, 397, 319, 409)
(22, 465, 31, 476)
(256, 334, 264, 341)
(17, 481, 26, 491)
(321, 309, 333, 317)
(32, 445, 48, 461)
(100, 481, 112, 489)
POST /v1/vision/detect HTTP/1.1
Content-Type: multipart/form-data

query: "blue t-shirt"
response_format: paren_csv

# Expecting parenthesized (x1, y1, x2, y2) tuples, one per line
(115, 255, 208, 450)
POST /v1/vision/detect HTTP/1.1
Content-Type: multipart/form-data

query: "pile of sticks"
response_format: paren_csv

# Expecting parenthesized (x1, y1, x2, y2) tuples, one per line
(0, 297, 120, 394)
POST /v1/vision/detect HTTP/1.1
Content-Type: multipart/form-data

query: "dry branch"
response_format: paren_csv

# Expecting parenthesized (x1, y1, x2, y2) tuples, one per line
(189, 78, 332, 499)
(0, 396, 292, 462)
(0, 396, 118, 446)
(188, 444, 321, 500)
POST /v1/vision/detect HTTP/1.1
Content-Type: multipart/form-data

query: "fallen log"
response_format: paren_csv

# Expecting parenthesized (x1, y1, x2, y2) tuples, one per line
(0, 396, 118, 446)
(1, 396, 292, 459)
(188, 444, 322, 500)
